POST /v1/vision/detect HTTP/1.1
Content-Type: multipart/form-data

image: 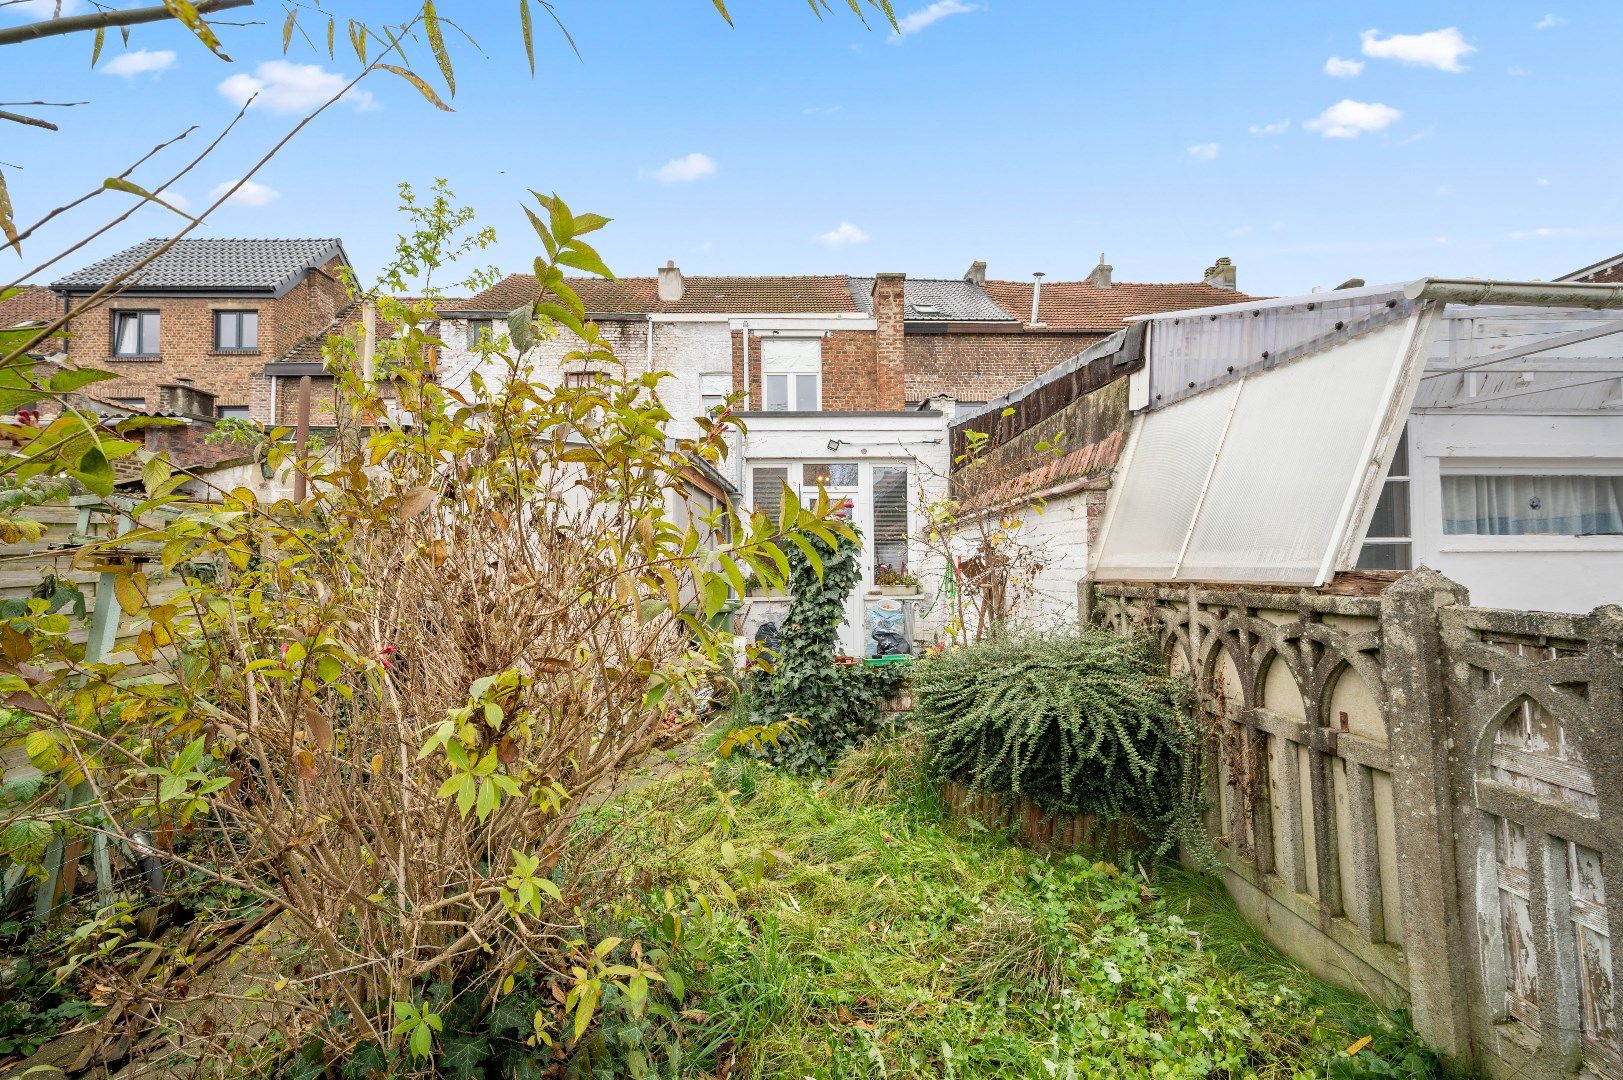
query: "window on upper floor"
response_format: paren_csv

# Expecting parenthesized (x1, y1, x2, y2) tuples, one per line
(700, 372, 732, 414)
(217, 405, 252, 421)
(112, 311, 160, 357)
(564, 370, 608, 389)
(214, 310, 259, 352)
(760, 338, 820, 412)
(467, 319, 495, 348)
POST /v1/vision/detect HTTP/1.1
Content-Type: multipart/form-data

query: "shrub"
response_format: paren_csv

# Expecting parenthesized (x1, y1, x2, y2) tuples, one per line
(913, 630, 1202, 855)
(750, 526, 910, 774)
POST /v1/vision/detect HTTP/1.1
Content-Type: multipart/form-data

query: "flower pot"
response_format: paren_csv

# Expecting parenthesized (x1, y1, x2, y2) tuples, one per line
(876, 586, 921, 596)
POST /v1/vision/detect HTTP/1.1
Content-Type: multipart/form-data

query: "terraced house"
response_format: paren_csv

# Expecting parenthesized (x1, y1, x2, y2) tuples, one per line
(438, 256, 1253, 652)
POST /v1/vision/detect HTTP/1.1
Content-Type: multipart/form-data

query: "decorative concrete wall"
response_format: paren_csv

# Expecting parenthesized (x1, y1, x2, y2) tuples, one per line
(1091, 572, 1623, 1080)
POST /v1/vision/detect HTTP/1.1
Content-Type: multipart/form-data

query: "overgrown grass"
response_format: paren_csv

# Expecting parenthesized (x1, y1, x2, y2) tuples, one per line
(602, 733, 1451, 1079)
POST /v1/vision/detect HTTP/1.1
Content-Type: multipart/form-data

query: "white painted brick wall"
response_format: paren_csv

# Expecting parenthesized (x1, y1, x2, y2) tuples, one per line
(437, 315, 732, 440)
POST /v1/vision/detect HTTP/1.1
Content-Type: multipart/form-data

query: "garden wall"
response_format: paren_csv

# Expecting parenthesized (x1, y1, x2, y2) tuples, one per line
(1090, 571, 1623, 1080)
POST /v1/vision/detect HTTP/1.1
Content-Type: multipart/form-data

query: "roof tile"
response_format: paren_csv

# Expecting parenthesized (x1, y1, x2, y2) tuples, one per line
(982, 278, 1261, 330)
(52, 238, 346, 293)
(446, 273, 861, 315)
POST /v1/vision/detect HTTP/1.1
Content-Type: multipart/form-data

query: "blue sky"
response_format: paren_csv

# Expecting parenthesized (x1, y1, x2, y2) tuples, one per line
(4, 1, 1619, 296)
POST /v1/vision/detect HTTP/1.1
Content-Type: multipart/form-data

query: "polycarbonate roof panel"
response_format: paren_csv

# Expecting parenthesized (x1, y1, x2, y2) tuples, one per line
(1094, 316, 1419, 585)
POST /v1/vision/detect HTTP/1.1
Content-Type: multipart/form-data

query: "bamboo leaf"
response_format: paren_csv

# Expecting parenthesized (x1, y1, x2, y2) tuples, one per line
(710, 0, 734, 25)
(518, 0, 534, 75)
(102, 177, 198, 223)
(92, 25, 106, 67)
(423, 0, 456, 95)
(162, 0, 231, 60)
(326, 15, 335, 58)
(377, 64, 454, 111)
(281, 8, 297, 52)
(349, 20, 367, 63)
(0, 168, 18, 253)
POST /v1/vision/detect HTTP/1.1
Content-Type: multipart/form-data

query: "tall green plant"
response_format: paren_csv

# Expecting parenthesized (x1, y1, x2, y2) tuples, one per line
(752, 520, 905, 774)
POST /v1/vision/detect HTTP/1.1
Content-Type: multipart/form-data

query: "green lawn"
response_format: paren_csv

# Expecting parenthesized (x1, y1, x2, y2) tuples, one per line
(600, 734, 1448, 1080)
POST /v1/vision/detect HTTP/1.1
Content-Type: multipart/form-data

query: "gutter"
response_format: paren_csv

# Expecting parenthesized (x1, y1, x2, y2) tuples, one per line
(1405, 278, 1623, 309)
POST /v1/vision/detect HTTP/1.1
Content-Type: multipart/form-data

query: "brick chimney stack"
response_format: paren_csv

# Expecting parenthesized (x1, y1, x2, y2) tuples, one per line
(871, 272, 906, 411)
(657, 259, 684, 302)
(1203, 256, 1237, 291)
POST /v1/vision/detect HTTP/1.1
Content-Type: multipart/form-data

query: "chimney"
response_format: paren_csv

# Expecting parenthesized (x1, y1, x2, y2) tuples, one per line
(657, 259, 684, 303)
(1087, 253, 1113, 289)
(1203, 256, 1237, 291)
(1029, 271, 1046, 327)
(156, 379, 217, 420)
(871, 272, 906, 411)
(963, 260, 986, 287)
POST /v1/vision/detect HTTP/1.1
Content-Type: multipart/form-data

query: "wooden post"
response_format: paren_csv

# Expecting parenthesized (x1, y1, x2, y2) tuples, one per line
(293, 375, 312, 504)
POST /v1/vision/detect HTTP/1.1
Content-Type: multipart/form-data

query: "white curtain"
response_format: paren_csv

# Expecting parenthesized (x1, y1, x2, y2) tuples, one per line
(1442, 474, 1623, 536)
(115, 315, 141, 355)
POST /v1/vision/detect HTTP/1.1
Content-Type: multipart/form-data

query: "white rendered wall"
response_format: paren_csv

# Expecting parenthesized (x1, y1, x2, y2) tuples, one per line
(1407, 410, 1623, 614)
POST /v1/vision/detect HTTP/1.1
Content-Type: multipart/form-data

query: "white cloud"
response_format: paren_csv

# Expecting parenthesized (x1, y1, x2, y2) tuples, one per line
(1187, 142, 1221, 161)
(650, 152, 717, 184)
(1324, 56, 1365, 77)
(218, 59, 376, 114)
(1249, 119, 1290, 136)
(816, 221, 869, 247)
(1305, 99, 1402, 139)
(2, 0, 81, 19)
(1360, 27, 1475, 72)
(1535, 13, 1565, 29)
(1400, 126, 1435, 144)
(208, 179, 281, 208)
(893, 0, 976, 38)
(156, 188, 190, 212)
(802, 105, 843, 115)
(1507, 65, 1528, 76)
(1537, 177, 1551, 186)
(102, 49, 176, 77)
(1510, 226, 1580, 241)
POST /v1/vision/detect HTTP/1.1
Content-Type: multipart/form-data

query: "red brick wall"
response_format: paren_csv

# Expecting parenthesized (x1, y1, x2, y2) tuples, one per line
(820, 330, 879, 410)
(904, 331, 1104, 403)
(61, 258, 349, 413)
(871, 273, 905, 411)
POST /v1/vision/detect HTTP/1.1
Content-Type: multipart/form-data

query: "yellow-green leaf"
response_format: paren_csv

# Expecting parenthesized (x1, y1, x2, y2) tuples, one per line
(281, 8, 296, 51)
(92, 25, 106, 67)
(423, 0, 455, 95)
(710, 0, 734, 26)
(162, 0, 231, 60)
(0, 168, 18, 252)
(518, 0, 534, 75)
(378, 63, 453, 111)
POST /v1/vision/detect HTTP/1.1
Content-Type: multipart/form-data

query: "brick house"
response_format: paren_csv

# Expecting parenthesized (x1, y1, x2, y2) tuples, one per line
(0, 285, 65, 358)
(434, 257, 1259, 652)
(1560, 251, 1623, 285)
(49, 238, 353, 416)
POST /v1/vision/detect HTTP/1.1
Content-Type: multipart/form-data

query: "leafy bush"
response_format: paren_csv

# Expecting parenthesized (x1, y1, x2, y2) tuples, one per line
(914, 630, 1202, 854)
(750, 526, 909, 773)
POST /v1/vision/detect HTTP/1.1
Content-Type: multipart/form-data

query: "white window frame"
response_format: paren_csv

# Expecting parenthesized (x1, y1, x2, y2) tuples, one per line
(1359, 425, 1412, 571)
(699, 372, 732, 413)
(759, 338, 821, 413)
(1432, 455, 1623, 554)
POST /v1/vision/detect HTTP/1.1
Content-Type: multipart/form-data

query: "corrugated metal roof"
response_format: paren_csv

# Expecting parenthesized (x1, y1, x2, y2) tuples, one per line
(52, 238, 347, 295)
(847, 277, 1014, 322)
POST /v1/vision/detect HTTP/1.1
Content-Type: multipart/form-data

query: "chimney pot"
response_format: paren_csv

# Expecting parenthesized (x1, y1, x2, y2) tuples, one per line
(1203, 256, 1238, 291)
(963, 260, 987, 287)
(1029, 272, 1046, 327)
(657, 261, 684, 302)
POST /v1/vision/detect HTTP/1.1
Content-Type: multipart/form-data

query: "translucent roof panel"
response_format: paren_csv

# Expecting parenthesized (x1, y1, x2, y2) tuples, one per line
(1094, 317, 1419, 585)
(1088, 382, 1239, 580)
(1142, 285, 1411, 409)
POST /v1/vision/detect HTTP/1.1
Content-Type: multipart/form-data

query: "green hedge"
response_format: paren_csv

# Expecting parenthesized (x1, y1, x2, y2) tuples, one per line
(914, 630, 1203, 855)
